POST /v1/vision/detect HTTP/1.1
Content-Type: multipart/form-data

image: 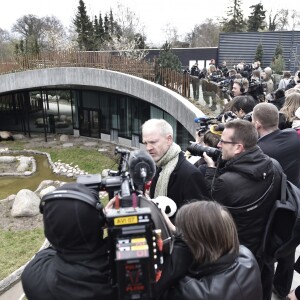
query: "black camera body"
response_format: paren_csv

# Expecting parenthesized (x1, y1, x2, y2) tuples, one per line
(195, 116, 219, 136)
(187, 142, 221, 161)
(77, 147, 169, 300)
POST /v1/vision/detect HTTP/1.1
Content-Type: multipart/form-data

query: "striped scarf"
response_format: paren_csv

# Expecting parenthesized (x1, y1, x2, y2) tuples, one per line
(154, 143, 181, 198)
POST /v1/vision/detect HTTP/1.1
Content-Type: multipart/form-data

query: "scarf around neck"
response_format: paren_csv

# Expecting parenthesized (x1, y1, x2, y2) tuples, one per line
(154, 143, 181, 198)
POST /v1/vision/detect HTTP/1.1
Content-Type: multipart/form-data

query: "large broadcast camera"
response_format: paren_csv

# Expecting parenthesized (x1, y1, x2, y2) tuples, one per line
(187, 142, 222, 162)
(77, 147, 173, 300)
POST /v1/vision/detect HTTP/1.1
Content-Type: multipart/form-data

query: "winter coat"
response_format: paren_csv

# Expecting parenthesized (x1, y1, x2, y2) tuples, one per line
(258, 129, 300, 187)
(21, 245, 114, 300)
(21, 183, 115, 300)
(159, 245, 262, 300)
(150, 151, 209, 213)
(205, 146, 282, 256)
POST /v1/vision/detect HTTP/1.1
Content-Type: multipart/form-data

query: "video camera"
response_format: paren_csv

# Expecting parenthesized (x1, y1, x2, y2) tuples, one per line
(77, 147, 173, 300)
(247, 79, 264, 101)
(187, 142, 221, 161)
(194, 116, 219, 136)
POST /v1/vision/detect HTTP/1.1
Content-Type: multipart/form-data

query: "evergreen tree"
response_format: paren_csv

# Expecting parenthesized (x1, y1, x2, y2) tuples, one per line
(73, 0, 94, 50)
(247, 3, 266, 32)
(271, 54, 285, 74)
(274, 42, 283, 59)
(268, 14, 278, 31)
(134, 33, 147, 49)
(109, 9, 114, 35)
(254, 43, 263, 64)
(271, 42, 285, 74)
(157, 42, 182, 72)
(221, 0, 246, 32)
(103, 14, 111, 42)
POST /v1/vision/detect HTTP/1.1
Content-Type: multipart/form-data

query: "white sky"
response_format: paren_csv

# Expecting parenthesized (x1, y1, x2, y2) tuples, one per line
(0, 0, 299, 46)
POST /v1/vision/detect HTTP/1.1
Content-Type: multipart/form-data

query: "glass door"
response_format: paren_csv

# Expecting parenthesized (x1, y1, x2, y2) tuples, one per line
(79, 108, 101, 138)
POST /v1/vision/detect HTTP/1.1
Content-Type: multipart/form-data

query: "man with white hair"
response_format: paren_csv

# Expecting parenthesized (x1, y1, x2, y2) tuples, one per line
(142, 119, 208, 219)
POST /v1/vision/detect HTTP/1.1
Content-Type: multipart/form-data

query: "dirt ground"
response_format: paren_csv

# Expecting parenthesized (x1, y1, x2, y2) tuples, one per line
(0, 199, 43, 231)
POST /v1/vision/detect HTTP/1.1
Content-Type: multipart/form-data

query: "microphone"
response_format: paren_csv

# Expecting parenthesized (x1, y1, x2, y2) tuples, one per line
(128, 150, 156, 190)
(194, 115, 208, 123)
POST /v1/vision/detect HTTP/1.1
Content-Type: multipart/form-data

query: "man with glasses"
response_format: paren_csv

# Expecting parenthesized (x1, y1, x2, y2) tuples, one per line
(203, 119, 282, 300)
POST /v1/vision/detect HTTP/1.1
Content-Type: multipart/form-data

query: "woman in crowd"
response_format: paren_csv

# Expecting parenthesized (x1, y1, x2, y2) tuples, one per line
(278, 71, 292, 90)
(280, 92, 300, 128)
(156, 201, 262, 300)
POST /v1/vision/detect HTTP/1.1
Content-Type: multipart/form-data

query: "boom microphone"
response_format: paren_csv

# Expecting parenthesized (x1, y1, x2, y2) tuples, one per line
(128, 150, 156, 190)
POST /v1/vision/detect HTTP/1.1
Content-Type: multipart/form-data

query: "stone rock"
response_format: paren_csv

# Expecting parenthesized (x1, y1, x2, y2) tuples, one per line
(0, 131, 14, 141)
(60, 134, 69, 142)
(0, 156, 17, 163)
(11, 189, 41, 217)
(17, 163, 30, 172)
(62, 143, 73, 148)
(18, 156, 32, 165)
(84, 142, 98, 147)
(24, 171, 32, 176)
(12, 134, 25, 140)
(35, 180, 55, 194)
(39, 186, 56, 198)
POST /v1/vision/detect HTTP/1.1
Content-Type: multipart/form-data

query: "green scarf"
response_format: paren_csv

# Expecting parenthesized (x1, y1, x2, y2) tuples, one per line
(154, 143, 181, 198)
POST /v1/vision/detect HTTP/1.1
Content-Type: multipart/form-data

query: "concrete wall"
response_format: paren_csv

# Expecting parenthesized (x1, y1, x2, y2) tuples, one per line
(0, 67, 205, 136)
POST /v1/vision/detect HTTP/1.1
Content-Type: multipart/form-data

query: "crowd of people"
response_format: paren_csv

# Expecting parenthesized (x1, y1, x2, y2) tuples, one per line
(21, 63, 300, 300)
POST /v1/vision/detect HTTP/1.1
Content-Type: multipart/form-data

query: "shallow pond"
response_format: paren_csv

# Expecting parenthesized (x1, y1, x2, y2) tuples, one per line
(0, 153, 74, 199)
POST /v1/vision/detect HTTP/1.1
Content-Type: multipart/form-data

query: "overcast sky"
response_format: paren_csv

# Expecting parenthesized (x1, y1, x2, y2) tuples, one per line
(0, 0, 299, 46)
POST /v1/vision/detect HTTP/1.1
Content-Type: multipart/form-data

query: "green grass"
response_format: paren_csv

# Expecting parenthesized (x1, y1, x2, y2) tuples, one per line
(0, 144, 116, 281)
(36, 147, 118, 174)
(0, 228, 44, 279)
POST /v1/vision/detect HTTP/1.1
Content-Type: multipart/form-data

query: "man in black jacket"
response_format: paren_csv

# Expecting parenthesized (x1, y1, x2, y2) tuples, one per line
(21, 183, 115, 300)
(203, 119, 282, 300)
(252, 103, 300, 299)
(142, 119, 208, 219)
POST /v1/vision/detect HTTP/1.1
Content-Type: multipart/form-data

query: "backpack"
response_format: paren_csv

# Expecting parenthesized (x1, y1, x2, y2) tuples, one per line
(261, 160, 300, 263)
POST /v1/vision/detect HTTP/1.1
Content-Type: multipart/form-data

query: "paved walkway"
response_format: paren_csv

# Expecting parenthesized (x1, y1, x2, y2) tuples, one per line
(1, 248, 300, 300)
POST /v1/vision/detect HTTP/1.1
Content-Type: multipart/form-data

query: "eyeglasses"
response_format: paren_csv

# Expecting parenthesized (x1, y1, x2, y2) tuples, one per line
(219, 139, 237, 145)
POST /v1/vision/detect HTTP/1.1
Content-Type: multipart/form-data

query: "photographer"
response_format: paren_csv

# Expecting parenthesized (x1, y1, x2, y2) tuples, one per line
(21, 183, 115, 300)
(203, 119, 282, 300)
(231, 95, 255, 121)
(232, 77, 249, 97)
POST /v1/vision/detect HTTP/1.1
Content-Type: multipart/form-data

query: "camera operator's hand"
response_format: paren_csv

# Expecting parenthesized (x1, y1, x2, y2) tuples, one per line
(287, 290, 297, 300)
(203, 152, 216, 168)
(103, 197, 116, 215)
(160, 208, 176, 234)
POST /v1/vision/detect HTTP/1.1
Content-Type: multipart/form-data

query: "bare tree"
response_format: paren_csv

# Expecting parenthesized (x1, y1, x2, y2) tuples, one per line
(277, 9, 289, 30)
(105, 3, 148, 59)
(12, 14, 67, 53)
(0, 28, 15, 59)
(185, 19, 221, 47)
(41, 16, 67, 51)
(162, 23, 179, 46)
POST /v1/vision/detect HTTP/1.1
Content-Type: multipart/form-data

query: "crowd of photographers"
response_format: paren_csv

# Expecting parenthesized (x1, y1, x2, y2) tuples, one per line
(21, 61, 300, 300)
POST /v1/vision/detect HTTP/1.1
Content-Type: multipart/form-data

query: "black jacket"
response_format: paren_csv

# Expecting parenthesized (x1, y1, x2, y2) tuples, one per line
(150, 152, 209, 211)
(160, 245, 262, 300)
(21, 183, 115, 300)
(21, 245, 114, 300)
(258, 129, 300, 187)
(205, 146, 282, 256)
